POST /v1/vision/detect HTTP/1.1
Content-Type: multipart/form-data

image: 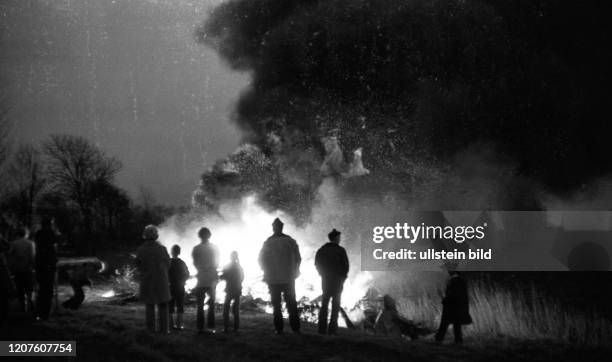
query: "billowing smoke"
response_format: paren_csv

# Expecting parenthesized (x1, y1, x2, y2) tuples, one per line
(194, 0, 612, 215)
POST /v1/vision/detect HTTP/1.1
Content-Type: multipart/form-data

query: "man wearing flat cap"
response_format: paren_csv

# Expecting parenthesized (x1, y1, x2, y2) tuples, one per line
(315, 228, 349, 335)
(258, 218, 302, 334)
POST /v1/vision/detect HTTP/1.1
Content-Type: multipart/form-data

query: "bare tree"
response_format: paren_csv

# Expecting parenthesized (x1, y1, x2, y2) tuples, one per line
(43, 134, 122, 250)
(5, 144, 46, 227)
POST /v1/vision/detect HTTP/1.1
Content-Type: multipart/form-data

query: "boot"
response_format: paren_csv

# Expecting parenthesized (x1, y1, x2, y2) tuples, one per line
(176, 313, 184, 330)
(171, 313, 177, 329)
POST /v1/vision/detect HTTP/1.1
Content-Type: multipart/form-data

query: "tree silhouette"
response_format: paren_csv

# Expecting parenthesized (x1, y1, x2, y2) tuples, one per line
(43, 134, 122, 252)
(4, 144, 46, 228)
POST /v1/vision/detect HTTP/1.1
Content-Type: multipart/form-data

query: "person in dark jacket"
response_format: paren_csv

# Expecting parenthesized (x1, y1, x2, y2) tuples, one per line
(315, 228, 349, 335)
(168, 244, 190, 330)
(192, 227, 219, 333)
(435, 271, 472, 344)
(34, 216, 60, 320)
(220, 251, 244, 333)
(9, 228, 35, 313)
(259, 218, 302, 334)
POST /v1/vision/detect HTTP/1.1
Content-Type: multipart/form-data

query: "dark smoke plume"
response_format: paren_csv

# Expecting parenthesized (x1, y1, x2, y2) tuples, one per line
(195, 0, 612, 215)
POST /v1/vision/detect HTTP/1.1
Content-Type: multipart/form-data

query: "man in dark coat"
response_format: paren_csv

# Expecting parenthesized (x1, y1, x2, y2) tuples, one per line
(315, 228, 349, 335)
(258, 218, 301, 334)
(435, 271, 472, 344)
(34, 216, 60, 320)
(9, 228, 35, 313)
(192, 227, 219, 333)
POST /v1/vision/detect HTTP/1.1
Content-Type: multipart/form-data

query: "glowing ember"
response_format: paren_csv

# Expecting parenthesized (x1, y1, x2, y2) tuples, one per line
(158, 195, 372, 311)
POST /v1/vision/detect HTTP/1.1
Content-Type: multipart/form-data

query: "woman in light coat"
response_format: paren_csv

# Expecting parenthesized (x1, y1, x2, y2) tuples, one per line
(135, 225, 171, 333)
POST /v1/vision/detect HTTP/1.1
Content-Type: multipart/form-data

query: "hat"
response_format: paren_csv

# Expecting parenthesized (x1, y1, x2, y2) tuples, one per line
(328, 228, 341, 241)
(142, 225, 159, 240)
(272, 218, 284, 227)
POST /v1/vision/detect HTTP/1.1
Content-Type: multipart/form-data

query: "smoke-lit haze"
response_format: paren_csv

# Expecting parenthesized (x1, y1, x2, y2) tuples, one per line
(1, 0, 248, 204)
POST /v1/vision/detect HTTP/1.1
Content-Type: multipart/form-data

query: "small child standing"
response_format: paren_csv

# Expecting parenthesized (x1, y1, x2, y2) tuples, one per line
(220, 251, 244, 333)
(169, 245, 190, 330)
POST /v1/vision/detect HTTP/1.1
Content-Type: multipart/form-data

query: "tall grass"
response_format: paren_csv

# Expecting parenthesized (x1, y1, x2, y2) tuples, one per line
(397, 278, 612, 346)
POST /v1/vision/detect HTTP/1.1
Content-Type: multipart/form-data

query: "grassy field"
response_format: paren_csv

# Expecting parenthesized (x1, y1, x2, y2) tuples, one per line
(2, 298, 612, 362)
(397, 277, 612, 347)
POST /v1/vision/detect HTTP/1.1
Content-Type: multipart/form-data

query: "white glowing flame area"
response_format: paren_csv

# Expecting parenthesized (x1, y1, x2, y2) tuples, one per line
(157, 195, 372, 311)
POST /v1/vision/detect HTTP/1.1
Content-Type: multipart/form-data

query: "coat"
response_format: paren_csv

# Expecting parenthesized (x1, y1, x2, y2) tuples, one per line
(315, 242, 349, 280)
(192, 242, 219, 288)
(33, 228, 58, 270)
(221, 262, 244, 296)
(9, 237, 35, 273)
(258, 233, 301, 284)
(136, 240, 171, 304)
(441, 275, 472, 325)
(169, 257, 190, 289)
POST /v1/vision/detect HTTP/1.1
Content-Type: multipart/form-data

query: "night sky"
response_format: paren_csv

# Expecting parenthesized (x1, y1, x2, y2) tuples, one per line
(1, 0, 249, 205)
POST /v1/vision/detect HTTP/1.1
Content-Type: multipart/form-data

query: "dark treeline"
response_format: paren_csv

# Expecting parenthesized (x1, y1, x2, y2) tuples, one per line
(0, 134, 180, 255)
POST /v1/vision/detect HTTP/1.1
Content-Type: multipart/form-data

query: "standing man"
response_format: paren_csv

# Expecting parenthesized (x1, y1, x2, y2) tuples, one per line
(258, 218, 301, 334)
(192, 227, 219, 333)
(9, 228, 36, 313)
(315, 228, 349, 335)
(34, 216, 59, 320)
(435, 271, 472, 344)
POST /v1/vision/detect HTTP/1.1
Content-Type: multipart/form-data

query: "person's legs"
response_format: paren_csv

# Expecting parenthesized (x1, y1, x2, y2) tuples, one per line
(269, 284, 283, 333)
(223, 293, 231, 332)
(435, 318, 450, 342)
(145, 303, 155, 332)
(453, 323, 463, 344)
(318, 292, 331, 334)
(36, 268, 55, 320)
(73, 283, 85, 309)
(158, 302, 169, 333)
(24, 272, 34, 313)
(176, 288, 185, 329)
(169, 288, 176, 326)
(195, 287, 205, 332)
(206, 287, 216, 329)
(284, 281, 300, 332)
(14, 272, 26, 312)
(232, 296, 240, 331)
(329, 289, 342, 335)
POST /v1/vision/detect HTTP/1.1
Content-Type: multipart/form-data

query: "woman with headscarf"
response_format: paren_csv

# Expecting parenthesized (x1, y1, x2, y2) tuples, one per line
(135, 225, 171, 333)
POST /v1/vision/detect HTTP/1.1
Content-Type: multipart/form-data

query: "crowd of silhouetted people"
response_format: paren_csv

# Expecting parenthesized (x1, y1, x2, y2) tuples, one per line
(133, 217, 470, 342)
(1, 216, 60, 323)
(134, 217, 352, 335)
(1, 216, 471, 344)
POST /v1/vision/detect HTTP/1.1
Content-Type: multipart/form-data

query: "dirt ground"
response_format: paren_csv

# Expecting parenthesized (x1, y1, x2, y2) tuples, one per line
(2, 299, 612, 362)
